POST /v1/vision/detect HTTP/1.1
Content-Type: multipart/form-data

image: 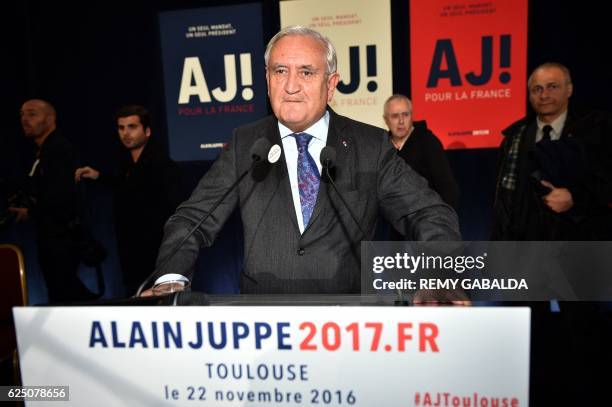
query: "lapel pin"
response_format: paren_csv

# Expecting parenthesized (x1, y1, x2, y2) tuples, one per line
(268, 144, 282, 163)
(341, 140, 348, 148)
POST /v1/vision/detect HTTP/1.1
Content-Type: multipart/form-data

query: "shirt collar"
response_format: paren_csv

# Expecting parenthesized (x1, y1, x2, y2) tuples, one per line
(279, 110, 330, 143)
(537, 109, 567, 136)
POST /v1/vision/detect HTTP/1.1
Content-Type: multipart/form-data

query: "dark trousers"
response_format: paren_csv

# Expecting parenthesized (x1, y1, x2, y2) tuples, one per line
(530, 302, 612, 405)
(37, 235, 97, 303)
(117, 240, 159, 296)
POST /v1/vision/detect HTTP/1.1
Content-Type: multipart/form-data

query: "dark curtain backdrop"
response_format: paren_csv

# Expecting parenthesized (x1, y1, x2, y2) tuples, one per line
(3, 0, 611, 302)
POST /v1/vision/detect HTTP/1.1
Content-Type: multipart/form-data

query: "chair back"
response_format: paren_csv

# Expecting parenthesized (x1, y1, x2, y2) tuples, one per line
(0, 244, 27, 320)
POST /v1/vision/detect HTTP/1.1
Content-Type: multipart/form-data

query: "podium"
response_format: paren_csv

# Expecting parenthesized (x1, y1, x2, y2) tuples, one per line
(13, 293, 530, 406)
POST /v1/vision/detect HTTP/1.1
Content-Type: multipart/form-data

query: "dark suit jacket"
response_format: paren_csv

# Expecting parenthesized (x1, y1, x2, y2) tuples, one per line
(154, 109, 460, 293)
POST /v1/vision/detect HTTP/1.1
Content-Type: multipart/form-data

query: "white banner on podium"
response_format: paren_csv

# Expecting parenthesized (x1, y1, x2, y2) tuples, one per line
(14, 306, 529, 406)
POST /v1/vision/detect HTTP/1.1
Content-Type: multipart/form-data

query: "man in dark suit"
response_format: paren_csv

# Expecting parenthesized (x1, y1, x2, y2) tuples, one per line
(144, 26, 460, 295)
(492, 62, 612, 240)
(492, 62, 612, 405)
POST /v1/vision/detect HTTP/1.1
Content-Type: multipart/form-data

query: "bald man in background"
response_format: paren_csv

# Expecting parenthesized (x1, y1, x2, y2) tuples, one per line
(383, 94, 459, 210)
(10, 99, 98, 302)
(383, 95, 460, 241)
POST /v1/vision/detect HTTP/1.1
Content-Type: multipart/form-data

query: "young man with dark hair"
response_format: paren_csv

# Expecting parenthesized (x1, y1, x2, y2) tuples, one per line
(76, 105, 183, 295)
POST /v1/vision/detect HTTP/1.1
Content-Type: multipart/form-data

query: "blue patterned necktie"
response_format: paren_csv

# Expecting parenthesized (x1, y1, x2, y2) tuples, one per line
(293, 132, 320, 228)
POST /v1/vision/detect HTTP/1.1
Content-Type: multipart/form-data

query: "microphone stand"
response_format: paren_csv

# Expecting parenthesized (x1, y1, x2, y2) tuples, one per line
(136, 144, 269, 297)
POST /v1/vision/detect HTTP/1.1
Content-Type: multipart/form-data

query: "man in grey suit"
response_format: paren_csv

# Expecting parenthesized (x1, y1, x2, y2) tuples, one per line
(143, 26, 460, 296)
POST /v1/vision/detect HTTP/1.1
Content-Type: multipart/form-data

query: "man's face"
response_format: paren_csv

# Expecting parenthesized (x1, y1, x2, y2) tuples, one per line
(266, 35, 339, 132)
(528, 67, 573, 120)
(20, 100, 53, 140)
(384, 98, 413, 140)
(117, 115, 150, 150)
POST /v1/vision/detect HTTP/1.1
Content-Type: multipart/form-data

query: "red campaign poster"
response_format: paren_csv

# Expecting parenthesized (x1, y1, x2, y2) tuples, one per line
(410, 0, 528, 149)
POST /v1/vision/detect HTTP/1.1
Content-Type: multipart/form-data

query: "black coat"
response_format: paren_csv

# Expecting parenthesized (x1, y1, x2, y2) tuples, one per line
(28, 131, 79, 237)
(26, 131, 100, 301)
(395, 121, 460, 210)
(101, 141, 183, 290)
(492, 109, 612, 240)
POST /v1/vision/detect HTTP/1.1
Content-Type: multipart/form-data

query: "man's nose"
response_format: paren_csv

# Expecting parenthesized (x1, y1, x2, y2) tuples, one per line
(540, 88, 552, 99)
(284, 71, 300, 94)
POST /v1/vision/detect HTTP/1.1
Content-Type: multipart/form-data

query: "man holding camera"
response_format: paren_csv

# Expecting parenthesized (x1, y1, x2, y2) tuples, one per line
(10, 99, 98, 302)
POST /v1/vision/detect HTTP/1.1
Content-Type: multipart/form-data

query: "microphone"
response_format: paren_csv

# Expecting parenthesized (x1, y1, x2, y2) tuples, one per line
(136, 137, 275, 296)
(320, 146, 336, 170)
(250, 137, 274, 162)
(320, 146, 408, 305)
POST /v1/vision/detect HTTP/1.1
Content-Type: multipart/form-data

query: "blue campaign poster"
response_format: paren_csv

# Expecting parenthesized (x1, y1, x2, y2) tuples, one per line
(159, 3, 267, 161)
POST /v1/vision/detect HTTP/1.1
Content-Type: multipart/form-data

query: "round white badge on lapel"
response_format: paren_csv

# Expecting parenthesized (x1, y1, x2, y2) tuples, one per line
(268, 144, 282, 163)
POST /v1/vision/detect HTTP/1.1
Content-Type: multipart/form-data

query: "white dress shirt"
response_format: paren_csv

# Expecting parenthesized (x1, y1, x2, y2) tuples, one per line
(536, 110, 567, 142)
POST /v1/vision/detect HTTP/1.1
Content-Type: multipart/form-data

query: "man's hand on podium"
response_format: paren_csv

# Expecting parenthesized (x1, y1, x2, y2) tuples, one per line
(140, 281, 187, 297)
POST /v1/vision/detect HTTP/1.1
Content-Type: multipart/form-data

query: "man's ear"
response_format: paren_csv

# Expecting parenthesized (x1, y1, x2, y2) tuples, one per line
(145, 127, 152, 139)
(45, 113, 55, 129)
(383, 115, 390, 128)
(327, 72, 340, 102)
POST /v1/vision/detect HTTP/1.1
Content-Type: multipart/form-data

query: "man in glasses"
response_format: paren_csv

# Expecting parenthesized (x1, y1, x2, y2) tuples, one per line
(492, 62, 612, 404)
(492, 62, 612, 240)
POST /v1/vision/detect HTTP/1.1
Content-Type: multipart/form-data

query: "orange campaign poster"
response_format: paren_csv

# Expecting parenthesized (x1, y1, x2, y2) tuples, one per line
(410, 0, 528, 149)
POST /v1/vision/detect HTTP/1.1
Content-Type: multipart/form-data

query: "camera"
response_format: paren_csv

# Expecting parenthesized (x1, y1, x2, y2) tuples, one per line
(0, 186, 35, 230)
